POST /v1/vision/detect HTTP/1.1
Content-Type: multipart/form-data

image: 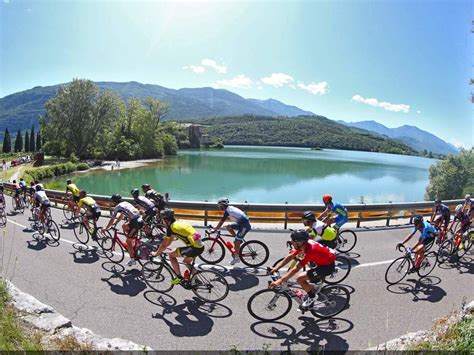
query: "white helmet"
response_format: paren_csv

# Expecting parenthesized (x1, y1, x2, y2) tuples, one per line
(455, 204, 463, 214)
(217, 197, 229, 206)
(465, 194, 471, 201)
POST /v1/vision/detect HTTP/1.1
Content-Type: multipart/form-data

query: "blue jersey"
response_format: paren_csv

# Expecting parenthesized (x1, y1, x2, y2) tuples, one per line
(435, 204, 450, 216)
(413, 221, 436, 240)
(330, 203, 348, 218)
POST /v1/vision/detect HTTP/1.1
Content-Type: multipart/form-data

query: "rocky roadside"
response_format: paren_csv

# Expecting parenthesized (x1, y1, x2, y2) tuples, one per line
(4, 280, 152, 351)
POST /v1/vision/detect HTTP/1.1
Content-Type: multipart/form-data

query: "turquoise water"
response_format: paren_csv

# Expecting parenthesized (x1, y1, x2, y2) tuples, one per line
(60, 146, 436, 204)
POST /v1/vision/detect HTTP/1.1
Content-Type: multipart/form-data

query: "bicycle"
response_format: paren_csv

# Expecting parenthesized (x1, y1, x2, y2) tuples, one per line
(272, 241, 351, 285)
(141, 254, 229, 303)
(31, 206, 60, 242)
(0, 205, 6, 226)
(72, 212, 102, 245)
(247, 269, 350, 321)
(21, 190, 30, 209)
(62, 197, 76, 222)
(12, 195, 25, 213)
(428, 221, 452, 248)
(384, 245, 437, 285)
(99, 226, 162, 266)
(199, 225, 269, 267)
(437, 227, 473, 263)
(333, 228, 357, 253)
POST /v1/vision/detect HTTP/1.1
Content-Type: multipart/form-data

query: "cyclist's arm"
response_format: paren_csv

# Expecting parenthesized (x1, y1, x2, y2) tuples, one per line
(271, 252, 297, 273)
(401, 231, 416, 245)
(105, 212, 123, 229)
(151, 236, 172, 257)
(319, 209, 329, 219)
(270, 262, 304, 289)
(214, 213, 228, 231)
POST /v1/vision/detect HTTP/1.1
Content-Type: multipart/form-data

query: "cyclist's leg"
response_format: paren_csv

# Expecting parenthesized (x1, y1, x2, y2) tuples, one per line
(334, 215, 348, 230)
(170, 248, 182, 277)
(126, 234, 137, 259)
(413, 244, 425, 268)
(234, 222, 250, 256)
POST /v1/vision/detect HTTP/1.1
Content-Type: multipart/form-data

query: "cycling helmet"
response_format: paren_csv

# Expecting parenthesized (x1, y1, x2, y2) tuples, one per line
(217, 197, 229, 206)
(131, 188, 140, 197)
(79, 190, 87, 197)
(465, 194, 471, 201)
(111, 194, 122, 203)
(35, 185, 42, 192)
(455, 204, 463, 215)
(66, 179, 72, 184)
(141, 184, 150, 190)
(12, 180, 16, 183)
(302, 211, 315, 221)
(30, 181, 35, 186)
(160, 208, 175, 221)
(290, 229, 309, 243)
(434, 198, 441, 205)
(322, 194, 333, 203)
(413, 215, 423, 225)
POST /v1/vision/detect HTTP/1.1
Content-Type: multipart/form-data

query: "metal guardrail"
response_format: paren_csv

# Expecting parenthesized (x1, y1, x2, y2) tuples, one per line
(4, 183, 464, 228)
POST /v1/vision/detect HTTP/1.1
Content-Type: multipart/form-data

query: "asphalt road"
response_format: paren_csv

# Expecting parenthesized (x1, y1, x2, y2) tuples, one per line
(1, 195, 472, 351)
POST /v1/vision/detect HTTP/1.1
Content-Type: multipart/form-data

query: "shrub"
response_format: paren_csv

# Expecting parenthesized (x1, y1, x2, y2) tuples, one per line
(76, 163, 89, 171)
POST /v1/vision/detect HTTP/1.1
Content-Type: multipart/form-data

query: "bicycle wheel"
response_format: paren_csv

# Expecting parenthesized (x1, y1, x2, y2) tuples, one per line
(385, 256, 410, 285)
(199, 238, 225, 264)
(310, 285, 350, 319)
(46, 220, 60, 242)
(62, 203, 74, 221)
(190, 270, 229, 303)
(247, 289, 292, 321)
(417, 251, 437, 278)
(336, 230, 357, 253)
(239, 240, 269, 267)
(151, 223, 166, 237)
(136, 240, 155, 266)
(0, 208, 6, 226)
(325, 255, 352, 285)
(141, 260, 174, 293)
(23, 196, 30, 208)
(437, 240, 454, 264)
(100, 232, 125, 264)
(457, 231, 473, 259)
(73, 222, 90, 244)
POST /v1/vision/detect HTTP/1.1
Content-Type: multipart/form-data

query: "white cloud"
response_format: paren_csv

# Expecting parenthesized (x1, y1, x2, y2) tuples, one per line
(3, 0, 10, 4)
(201, 59, 227, 74)
(297, 81, 329, 95)
(451, 139, 466, 149)
(182, 65, 205, 74)
(214, 74, 253, 89)
(261, 73, 294, 87)
(417, 110, 421, 114)
(351, 94, 410, 113)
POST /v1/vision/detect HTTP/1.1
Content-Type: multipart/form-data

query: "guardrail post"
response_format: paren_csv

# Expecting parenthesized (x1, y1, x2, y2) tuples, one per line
(357, 210, 362, 228)
(204, 200, 208, 227)
(284, 201, 288, 230)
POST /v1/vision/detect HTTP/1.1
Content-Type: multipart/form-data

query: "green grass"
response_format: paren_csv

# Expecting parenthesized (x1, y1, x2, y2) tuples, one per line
(0, 279, 43, 351)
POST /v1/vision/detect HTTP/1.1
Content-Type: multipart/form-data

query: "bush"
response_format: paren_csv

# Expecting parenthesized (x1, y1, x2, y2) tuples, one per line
(22, 160, 88, 182)
(76, 163, 89, 171)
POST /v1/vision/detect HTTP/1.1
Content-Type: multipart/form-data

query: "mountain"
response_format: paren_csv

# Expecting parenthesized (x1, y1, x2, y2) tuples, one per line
(0, 81, 315, 137)
(339, 120, 459, 155)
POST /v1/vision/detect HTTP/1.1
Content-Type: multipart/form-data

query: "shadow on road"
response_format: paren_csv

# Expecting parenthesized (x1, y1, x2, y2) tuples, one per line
(101, 268, 146, 296)
(250, 316, 352, 352)
(220, 268, 260, 291)
(438, 253, 473, 275)
(386, 276, 446, 303)
(70, 246, 100, 264)
(26, 233, 59, 250)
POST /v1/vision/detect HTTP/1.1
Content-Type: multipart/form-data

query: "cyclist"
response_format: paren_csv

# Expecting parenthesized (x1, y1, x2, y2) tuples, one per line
(19, 178, 27, 202)
(302, 210, 338, 249)
(462, 194, 472, 220)
(151, 208, 204, 285)
(28, 181, 36, 205)
(319, 194, 348, 230)
(65, 179, 80, 215)
(270, 230, 336, 310)
(131, 188, 156, 237)
(103, 194, 144, 267)
(449, 204, 471, 252)
(430, 198, 451, 232)
(0, 183, 5, 208)
(211, 197, 252, 265)
(397, 215, 435, 272)
(33, 184, 51, 224)
(12, 179, 21, 209)
(141, 184, 166, 211)
(75, 190, 101, 240)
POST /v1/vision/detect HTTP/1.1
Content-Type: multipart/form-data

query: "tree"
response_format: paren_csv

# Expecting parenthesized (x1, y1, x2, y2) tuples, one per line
(24, 131, 30, 153)
(14, 129, 23, 152)
(425, 148, 473, 200)
(2, 128, 11, 153)
(42, 79, 122, 159)
(30, 125, 35, 152)
(36, 130, 42, 151)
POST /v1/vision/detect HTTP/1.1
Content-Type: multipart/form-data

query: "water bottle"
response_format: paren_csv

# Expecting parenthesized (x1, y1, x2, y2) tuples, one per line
(183, 270, 190, 280)
(293, 289, 305, 300)
(225, 241, 234, 250)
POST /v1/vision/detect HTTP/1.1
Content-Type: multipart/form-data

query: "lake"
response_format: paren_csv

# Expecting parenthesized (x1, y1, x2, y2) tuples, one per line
(60, 146, 436, 204)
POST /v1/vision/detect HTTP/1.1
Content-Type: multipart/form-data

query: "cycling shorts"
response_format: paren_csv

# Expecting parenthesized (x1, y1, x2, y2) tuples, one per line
(144, 208, 156, 224)
(307, 263, 335, 283)
(40, 201, 51, 213)
(14, 189, 20, 197)
(435, 214, 450, 227)
(177, 246, 204, 258)
(73, 196, 80, 203)
(87, 207, 101, 221)
(419, 235, 435, 247)
(128, 216, 144, 234)
(230, 220, 251, 242)
(335, 215, 348, 228)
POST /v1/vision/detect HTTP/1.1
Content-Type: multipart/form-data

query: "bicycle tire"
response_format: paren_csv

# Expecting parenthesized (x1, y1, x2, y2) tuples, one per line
(46, 220, 61, 242)
(417, 251, 437, 278)
(199, 238, 225, 264)
(190, 270, 229, 303)
(141, 260, 174, 293)
(239, 240, 269, 267)
(336, 230, 357, 253)
(136, 239, 155, 267)
(456, 231, 473, 258)
(247, 289, 292, 321)
(385, 256, 410, 285)
(62, 203, 74, 221)
(325, 255, 352, 285)
(100, 231, 125, 264)
(437, 239, 454, 264)
(98, 229, 114, 251)
(0, 208, 6, 226)
(73, 222, 90, 244)
(310, 285, 350, 319)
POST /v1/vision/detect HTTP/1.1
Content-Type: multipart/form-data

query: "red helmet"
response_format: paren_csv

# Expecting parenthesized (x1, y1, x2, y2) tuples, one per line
(322, 194, 333, 203)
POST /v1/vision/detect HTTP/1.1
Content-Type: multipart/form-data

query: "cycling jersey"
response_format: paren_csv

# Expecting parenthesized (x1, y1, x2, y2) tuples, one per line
(223, 206, 250, 225)
(166, 221, 203, 248)
(330, 203, 348, 218)
(434, 204, 450, 216)
(78, 197, 99, 210)
(66, 183, 80, 197)
(308, 220, 337, 241)
(112, 201, 140, 220)
(34, 191, 49, 204)
(414, 221, 436, 240)
(133, 196, 155, 211)
(291, 240, 336, 267)
(145, 189, 166, 209)
(19, 181, 27, 190)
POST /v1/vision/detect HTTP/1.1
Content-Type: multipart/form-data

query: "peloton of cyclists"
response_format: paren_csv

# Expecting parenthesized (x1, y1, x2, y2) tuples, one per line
(319, 194, 348, 230)
(301, 210, 338, 249)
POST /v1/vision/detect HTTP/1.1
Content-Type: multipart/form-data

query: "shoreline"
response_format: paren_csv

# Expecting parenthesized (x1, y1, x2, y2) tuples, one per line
(87, 158, 162, 172)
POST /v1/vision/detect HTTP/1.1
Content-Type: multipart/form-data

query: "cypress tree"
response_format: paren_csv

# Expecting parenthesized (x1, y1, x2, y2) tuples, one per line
(2, 128, 11, 153)
(30, 125, 35, 152)
(14, 129, 23, 152)
(36, 131, 42, 151)
(25, 131, 30, 152)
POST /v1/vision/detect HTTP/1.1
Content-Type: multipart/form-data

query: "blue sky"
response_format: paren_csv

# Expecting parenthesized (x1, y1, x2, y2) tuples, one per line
(1, 0, 472, 147)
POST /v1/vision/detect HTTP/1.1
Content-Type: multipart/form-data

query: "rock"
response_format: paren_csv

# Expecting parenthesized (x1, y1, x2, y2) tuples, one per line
(6, 281, 54, 314)
(22, 313, 72, 333)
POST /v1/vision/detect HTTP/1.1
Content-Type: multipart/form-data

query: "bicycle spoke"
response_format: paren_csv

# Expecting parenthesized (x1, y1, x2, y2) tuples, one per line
(191, 270, 229, 302)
